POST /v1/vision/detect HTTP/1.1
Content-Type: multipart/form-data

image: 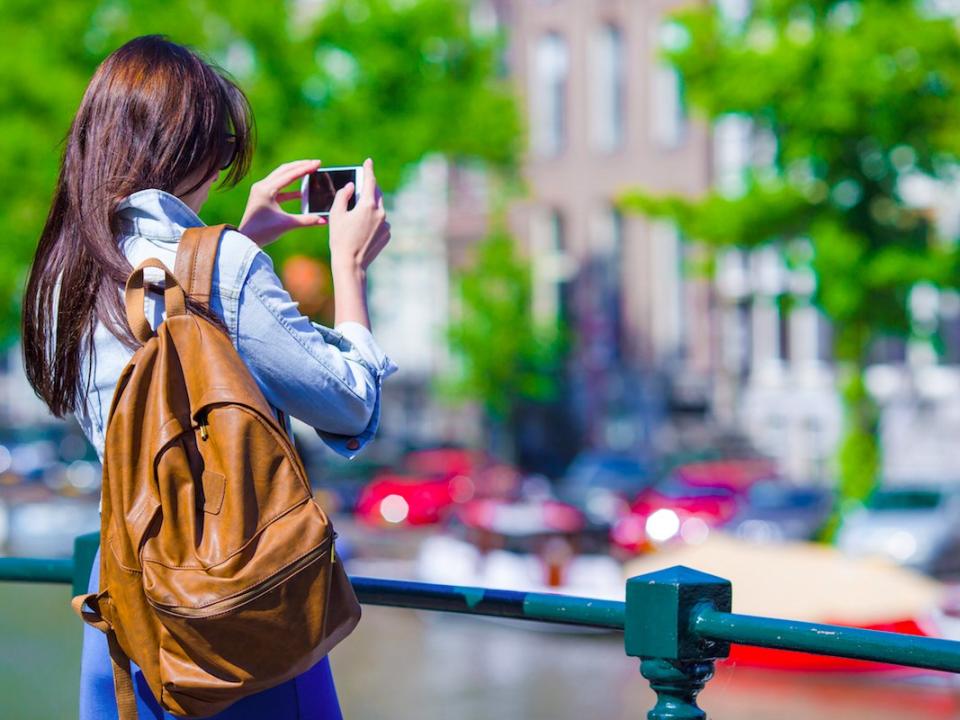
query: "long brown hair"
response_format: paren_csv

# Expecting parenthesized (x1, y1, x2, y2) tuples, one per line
(22, 35, 254, 416)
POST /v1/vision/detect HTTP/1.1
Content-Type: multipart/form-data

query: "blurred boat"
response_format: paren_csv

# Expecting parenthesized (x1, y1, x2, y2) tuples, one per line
(625, 533, 947, 674)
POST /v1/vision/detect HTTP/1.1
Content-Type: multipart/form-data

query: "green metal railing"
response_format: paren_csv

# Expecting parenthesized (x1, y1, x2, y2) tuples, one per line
(3, 532, 960, 720)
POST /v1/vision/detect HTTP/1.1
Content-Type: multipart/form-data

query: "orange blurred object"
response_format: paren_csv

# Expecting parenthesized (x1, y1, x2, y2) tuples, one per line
(281, 254, 332, 318)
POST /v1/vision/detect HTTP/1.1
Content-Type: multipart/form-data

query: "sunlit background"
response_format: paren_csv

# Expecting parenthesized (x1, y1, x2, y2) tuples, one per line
(7, 0, 960, 718)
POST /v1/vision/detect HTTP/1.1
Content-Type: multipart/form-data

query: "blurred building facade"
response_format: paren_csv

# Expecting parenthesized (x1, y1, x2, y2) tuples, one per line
(7, 0, 960, 486)
(372, 0, 729, 467)
(497, 0, 715, 456)
(467, 0, 960, 483)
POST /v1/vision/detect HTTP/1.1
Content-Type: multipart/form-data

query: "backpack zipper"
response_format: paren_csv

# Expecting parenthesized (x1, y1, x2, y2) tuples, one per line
(147, 537, 333, 620)
(197, 411, 209, 441)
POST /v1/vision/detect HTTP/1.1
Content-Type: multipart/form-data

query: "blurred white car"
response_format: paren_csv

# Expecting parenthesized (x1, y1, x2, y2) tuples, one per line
(837, 486, 960, 578)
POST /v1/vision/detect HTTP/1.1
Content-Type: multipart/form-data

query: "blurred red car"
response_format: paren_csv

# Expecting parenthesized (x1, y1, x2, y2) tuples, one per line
(610, 483, 740, 555)
(355, 448, 521, 527)
(404, 448, 520, 500)
(356, 473, 464, 526)
(673, 459, 777, 494)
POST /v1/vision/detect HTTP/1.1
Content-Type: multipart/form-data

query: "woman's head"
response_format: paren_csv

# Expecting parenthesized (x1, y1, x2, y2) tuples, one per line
(23, 35, 255, 416)
(71, 34, 253, 210)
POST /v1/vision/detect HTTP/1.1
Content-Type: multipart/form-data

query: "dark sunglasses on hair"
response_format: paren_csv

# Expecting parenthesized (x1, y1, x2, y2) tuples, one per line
(219, 133, 237, 171)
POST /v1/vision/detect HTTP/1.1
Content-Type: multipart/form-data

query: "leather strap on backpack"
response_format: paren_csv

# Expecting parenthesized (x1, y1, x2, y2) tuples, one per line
(107, 632, 138, 720)
(174, 224, 233, 303)
(73, 593, 139, 720)
(125, 259, 188, 345)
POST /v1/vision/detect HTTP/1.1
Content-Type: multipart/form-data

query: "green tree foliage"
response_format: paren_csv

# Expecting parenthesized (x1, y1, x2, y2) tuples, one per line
(622, 0, 960, 510)
(0, 0, 519, 343)
(443, 229, 565, 456)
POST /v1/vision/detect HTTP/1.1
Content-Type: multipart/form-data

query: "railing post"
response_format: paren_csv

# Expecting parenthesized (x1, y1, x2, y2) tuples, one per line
(72, 532, 100, 597)
(625, 566, 732, 719)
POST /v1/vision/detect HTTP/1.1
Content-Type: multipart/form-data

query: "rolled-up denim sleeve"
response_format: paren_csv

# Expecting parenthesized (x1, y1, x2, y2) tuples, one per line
(235, 250, 397, 458)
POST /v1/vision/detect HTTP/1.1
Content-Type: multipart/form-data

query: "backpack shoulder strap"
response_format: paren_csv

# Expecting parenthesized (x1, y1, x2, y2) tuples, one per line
(174, 224, 232, 303)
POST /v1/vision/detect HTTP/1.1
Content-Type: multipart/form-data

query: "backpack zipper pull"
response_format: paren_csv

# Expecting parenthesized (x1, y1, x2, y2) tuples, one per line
(198, 414, 209, 441)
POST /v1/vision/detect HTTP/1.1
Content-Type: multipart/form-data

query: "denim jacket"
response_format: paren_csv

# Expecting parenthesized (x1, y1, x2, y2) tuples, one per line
(76, 189, 396, 461)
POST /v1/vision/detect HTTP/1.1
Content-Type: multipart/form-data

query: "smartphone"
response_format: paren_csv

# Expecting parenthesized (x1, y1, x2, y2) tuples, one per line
(300, 165, 364, 216)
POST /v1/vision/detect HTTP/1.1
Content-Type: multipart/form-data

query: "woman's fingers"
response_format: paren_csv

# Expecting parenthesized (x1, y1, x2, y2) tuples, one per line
(276, 190, 301, 203)
(361, 158, 378, 206)
(331, 182, 355, 214)
(289, 213, 327, 227)
(264, 160, 321, 194)
(365, 224, 391, 265)
(372, 223, 391, 250)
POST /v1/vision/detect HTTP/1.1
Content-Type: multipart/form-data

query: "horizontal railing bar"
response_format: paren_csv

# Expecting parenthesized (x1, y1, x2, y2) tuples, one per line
(352, 576, 626, 630)
(694, 607, 960, 673)
(0, 557, 625, 630)
(0, 557, 74, 585)
(8, 552, 960, 671)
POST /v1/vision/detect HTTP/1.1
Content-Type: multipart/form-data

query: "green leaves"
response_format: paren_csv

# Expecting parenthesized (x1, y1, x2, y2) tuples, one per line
(621, 178, 814, 247)
(0, 0, 518, 344)
(628, 0, 960, 341)
(293, 0, 520, 190)
(442, 229, 565, 421)
(624, 0, 960, 506)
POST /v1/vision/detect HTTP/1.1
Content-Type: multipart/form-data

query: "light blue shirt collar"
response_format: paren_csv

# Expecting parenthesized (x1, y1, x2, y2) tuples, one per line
(116, 189, 205, 242)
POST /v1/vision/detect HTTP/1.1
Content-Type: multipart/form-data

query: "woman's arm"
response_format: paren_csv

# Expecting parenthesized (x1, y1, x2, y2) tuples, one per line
(231, 157, 394, 456)
(234, 248, 396, 455)
(328, 158, 391, 329)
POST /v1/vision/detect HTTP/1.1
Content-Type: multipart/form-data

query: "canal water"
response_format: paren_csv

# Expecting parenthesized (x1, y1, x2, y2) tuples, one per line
(4, 580, 960, 719)
(4, 515, 960, 718)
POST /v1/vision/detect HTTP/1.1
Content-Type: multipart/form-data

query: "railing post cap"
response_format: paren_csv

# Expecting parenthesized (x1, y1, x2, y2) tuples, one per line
(624, 564, 732, 661)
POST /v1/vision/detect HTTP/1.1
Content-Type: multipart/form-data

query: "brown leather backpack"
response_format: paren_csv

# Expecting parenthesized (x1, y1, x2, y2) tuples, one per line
(73, 225, 361, 719)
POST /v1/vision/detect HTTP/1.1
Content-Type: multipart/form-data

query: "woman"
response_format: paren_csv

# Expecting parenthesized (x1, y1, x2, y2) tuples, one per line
(21, 35, 395, 719)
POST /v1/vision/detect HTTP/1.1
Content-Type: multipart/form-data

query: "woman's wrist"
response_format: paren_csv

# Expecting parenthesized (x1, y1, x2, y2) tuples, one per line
(330, 255, 370, 329)
(330, 255, 367, 285)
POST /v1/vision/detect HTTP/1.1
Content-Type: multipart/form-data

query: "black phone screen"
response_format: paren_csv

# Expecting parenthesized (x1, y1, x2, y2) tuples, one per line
(306, 169, 358, 214)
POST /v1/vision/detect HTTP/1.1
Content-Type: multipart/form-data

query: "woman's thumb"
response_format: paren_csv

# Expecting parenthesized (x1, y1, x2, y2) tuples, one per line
(292, 213, 327, 227)
(331, 182, 355, 213)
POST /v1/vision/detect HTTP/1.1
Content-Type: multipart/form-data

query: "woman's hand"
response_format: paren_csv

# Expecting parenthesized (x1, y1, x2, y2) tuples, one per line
(329, 158, 391, 274)
(328, 158, 391, 329)
(238, 160, 325, 247)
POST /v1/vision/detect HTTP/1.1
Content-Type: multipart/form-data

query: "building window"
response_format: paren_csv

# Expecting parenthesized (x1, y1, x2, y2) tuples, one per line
(649, 221, 685, 357)
(650, 24, 687, 149)
(531, 207, 573, 324)
(588, 206, 625, 355)
(531, 33, 569, 157)
(590, 24, 625, 152)
(713, 114, 752, 197)
(605, 208, 625, 355)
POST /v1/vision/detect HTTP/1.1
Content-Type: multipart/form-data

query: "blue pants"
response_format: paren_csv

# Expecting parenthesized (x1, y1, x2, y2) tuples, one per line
(79, 550, 344, 719)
